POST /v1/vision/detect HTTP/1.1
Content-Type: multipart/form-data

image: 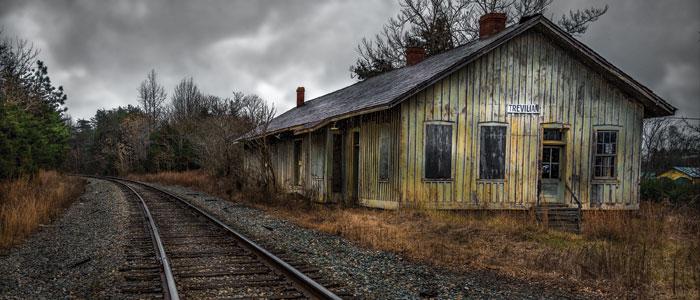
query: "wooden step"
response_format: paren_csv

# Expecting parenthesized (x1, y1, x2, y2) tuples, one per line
(535, 205, 582, 233)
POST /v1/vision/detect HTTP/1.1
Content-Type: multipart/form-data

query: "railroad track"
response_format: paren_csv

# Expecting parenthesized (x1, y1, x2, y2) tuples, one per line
(94, 176, 343, 300)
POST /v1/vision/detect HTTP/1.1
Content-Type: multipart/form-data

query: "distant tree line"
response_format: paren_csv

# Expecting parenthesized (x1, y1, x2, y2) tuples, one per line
(65, 70, 275, 184)
(0, 31, 69, 179)
(642, 117, 700, 174)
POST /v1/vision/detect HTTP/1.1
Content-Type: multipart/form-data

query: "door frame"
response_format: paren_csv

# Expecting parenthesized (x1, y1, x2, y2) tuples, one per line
(541, 145, 565, 203)
(539, 123, 569, 204)
(351, 130, 360, 203)
(293, 139, 303, 186)
(330, 132, 344, 195)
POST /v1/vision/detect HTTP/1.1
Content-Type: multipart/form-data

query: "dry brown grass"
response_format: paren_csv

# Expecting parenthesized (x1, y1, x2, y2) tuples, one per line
(134, 171, 700, 298)
(0, 171, 85, 249)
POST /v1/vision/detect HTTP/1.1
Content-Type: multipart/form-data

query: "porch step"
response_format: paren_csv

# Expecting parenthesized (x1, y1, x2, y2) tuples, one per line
(535, 206, 581, 233)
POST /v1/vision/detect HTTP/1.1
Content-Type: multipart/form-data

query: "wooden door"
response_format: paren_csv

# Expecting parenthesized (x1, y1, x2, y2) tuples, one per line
(293, 140, 302, 186)
(541, 145, 564, 203)
(351, 132, 360, 202)
(331, 134, 343, 194)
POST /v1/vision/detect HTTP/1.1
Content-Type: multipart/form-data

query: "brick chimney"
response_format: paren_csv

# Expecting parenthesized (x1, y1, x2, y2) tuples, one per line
(296, 86, 305, 107)
(405, 46, 426, 66)
(479, 12, 507, 39)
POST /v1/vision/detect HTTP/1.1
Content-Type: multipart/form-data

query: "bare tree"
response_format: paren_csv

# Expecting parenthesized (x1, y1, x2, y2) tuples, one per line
(188, 94, 244, 176)
(137, 69, 167, 131)
(351, 0, 607, 79)
(240, 94, 277, 195)
(682, 118, 700, 136)
(120, 113, 150, 173)
(171, 77, 204, 123)
(642, 117, 700, 173)
(642, 117, 676, 164)
(0, 30, 40, 109)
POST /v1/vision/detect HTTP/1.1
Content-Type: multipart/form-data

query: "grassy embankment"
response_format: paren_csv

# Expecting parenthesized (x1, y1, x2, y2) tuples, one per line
(0, 171, 85, 249)
(131, 170, 699, 298)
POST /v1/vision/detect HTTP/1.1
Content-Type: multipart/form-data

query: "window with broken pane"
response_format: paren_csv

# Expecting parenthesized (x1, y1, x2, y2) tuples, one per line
(542, 146, 561, 179)
(594, 130, 617, 178)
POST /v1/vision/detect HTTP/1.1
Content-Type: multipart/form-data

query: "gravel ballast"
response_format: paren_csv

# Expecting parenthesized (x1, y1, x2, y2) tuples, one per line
(0, 178, 593, 299)
(147, 182, 594, 299)
(0, 179, 130, 299)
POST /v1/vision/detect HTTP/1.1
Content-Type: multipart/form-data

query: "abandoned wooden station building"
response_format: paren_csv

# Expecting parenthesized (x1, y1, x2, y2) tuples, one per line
(244, 14, 676, 210)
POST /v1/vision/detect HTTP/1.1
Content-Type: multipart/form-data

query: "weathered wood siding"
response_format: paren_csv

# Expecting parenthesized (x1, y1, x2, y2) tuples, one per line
(266, 29, 644, 210)
(398, 30, 643, 209)
(269, 129, 329, 202)
(269, 138, 295, 190)
(356, 110, 402, 209)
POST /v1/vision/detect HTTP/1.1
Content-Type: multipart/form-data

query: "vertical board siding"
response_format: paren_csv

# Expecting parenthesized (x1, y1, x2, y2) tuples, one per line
(398, 30, 642, 209)
(268, 129, 328, 202)
(266, 30, 643, 210)
(357, 110, 402, 208)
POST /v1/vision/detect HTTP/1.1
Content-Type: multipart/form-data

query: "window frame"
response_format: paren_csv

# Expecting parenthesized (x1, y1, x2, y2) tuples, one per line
(423, 121, 454, 181)
(477, 122, 508, 182)
(592, 126, 620, 180)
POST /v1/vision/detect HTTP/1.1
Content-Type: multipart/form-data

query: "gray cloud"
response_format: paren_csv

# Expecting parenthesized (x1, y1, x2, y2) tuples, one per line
(1, 0, 697, 119)
(551, 0, 700, 117)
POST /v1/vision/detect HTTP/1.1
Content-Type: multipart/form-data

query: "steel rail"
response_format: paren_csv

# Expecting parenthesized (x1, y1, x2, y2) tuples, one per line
(88, 176, 180, 300)
(109, 176, 342, 300)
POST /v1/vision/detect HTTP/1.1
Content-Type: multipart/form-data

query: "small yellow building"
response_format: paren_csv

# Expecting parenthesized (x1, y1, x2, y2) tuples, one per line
(244, 14, 676, 211)
(657, 167, 700, 184)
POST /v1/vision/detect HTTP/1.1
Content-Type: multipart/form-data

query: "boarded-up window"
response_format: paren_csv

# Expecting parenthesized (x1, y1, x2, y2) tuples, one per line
(479, 125, 506, 179)
(379, 126, 390, 180)
(594, 130, 617, 178)
(424, 124, 452, 180)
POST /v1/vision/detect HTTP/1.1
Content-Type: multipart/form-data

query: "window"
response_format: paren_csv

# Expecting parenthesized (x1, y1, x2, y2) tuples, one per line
(542, 146, 561, 179)
(424, 124, 452, 180)
(479, 125, 507, 179)
(543, 128, 563, 141)
(594, 130, 617, 178)
(379, 126, 390, 180)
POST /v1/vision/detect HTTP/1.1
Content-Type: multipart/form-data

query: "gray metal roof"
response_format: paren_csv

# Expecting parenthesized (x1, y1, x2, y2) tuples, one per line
(673, 167, 700, 178)
(254, 15, 675, 138)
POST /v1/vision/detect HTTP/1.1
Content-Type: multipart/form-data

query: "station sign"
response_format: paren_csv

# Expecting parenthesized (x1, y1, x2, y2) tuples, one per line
(506, 104, 540, 114)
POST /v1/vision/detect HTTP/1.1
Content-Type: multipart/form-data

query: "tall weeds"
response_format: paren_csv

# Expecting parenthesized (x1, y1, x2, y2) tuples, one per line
(0, 171, 85, 249)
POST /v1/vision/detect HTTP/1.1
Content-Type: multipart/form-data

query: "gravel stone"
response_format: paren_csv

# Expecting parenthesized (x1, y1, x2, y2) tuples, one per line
(147, 182, 595, 299)
(0, 179, 130, 299)
(0, 178, 596, 299)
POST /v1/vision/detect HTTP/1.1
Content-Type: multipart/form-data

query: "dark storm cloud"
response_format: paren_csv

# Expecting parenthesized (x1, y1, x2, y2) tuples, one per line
(0, 0, 398, 119)
(0, 0, 698, 119)
(551, 0, 700, 117)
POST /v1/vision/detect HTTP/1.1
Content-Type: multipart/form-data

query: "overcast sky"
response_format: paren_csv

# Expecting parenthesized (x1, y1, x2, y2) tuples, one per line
(1, 0, 698, 120)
